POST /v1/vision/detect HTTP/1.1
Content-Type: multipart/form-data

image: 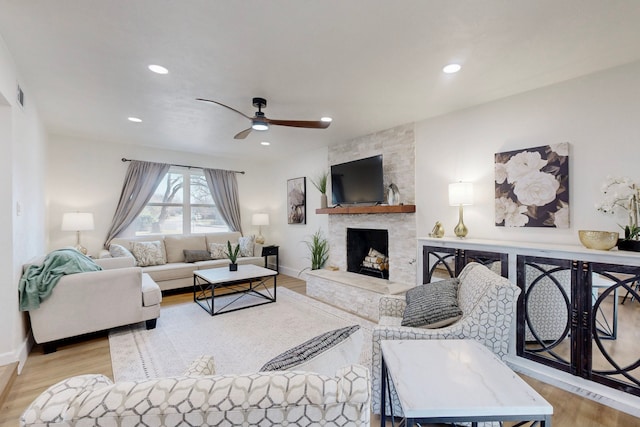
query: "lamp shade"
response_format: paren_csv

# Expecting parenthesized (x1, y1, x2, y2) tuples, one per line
(61, 212, 95, 231)
(448, 182, 473, 206)
(252, 213, 270, 226)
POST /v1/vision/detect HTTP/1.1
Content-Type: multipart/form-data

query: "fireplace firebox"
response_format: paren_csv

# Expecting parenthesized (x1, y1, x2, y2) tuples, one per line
(346, 228, 389, 279)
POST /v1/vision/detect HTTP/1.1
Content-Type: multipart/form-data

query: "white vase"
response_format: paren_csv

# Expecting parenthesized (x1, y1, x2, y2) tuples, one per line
(320, 194, 328, 209)
(387, 184, 400, 205)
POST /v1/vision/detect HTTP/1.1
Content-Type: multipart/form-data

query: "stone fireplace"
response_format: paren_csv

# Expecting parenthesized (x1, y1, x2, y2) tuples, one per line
(328, 213, 416, 284)
(326, 123, 417, 285)
(347, 228, 389, 279)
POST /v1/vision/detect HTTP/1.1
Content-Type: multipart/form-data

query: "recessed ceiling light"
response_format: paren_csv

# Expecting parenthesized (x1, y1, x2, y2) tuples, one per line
(128, 117, 142, 123)
(148, 64, 169, 74)
(442, 63, 461, 74)
(261, 141, 271, 146)
(321, 117, 333, 122)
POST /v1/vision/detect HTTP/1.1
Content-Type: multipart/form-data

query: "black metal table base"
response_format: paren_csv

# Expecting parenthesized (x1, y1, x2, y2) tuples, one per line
(193, 274, 276, 316)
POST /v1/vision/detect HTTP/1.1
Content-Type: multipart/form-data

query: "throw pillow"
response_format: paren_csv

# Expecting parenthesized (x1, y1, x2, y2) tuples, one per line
(209, 242, 238, 260)
(130, 241, 166, 267)
(183, 249, 212, 263)
(109, 243, 135, 260)
(259, 325, 363, 376)
(238, 235, 255, 257)
(401, 278, 463, 329)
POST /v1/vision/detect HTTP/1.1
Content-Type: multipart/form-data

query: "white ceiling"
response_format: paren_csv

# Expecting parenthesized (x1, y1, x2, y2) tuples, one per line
(1, 0, 640, 161)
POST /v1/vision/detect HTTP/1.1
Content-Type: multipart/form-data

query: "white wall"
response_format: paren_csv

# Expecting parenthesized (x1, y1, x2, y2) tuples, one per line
(416, 60, 640, 245)
(47, 135, 329, 277)
(0, 35, 48, 368)
(264, 145, 329, 277)
(47, 136, 272, 256)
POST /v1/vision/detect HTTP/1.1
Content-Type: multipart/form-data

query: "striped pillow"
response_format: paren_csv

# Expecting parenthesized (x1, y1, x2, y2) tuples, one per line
(259, 325, 362, 376)
(401, 278, 462, 328)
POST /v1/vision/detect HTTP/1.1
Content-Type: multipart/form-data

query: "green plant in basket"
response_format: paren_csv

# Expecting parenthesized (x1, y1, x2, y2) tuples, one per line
(225, 240, 240, 264)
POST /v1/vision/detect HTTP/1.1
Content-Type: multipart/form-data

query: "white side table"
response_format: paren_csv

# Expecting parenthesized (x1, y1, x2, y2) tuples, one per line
(380, 340, 553, 426)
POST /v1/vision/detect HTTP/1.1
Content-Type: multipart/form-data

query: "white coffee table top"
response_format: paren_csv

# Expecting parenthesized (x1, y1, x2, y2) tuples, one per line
(195, 264, 277, 284)
(381, 339, 553, 420)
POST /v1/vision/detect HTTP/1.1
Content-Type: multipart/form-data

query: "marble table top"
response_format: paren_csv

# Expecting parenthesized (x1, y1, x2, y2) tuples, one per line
(381, 339, 553, 419)
(195, 264, 277, 284)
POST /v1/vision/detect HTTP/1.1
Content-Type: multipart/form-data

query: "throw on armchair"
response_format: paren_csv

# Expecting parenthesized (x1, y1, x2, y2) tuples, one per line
(21, 356, 371, 427)
(371, 262, 521, 415)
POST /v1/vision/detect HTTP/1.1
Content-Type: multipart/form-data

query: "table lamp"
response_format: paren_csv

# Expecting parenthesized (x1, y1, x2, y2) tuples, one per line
(448, 182, 473, 238)
(252, 213, 269, 244)
(61, 212, 94, 254)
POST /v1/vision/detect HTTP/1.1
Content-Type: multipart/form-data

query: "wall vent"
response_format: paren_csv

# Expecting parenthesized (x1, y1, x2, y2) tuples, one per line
(16, 84, 24, 108)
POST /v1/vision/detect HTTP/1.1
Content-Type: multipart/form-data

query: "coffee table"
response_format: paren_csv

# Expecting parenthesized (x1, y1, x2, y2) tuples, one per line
(193, 264, 277, 316)
(380, 339, 553, 427)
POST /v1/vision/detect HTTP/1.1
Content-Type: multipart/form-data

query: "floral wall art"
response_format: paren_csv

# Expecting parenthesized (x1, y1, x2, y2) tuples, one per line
(495, 143, 569, 228)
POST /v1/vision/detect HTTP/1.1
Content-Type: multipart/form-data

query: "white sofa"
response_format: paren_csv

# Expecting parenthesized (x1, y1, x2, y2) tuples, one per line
(26, 257, 161, 353)
(20, 356, 371, 427)
(100, 232, 265, 291)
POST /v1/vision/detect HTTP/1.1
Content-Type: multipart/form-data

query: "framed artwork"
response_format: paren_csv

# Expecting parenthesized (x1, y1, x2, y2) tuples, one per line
(495, 143, 569, 228)
(287, 177, 306, 224)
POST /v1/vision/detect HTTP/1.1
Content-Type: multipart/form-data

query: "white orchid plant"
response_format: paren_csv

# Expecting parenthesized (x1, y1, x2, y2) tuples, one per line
(596, 176, 640, 241)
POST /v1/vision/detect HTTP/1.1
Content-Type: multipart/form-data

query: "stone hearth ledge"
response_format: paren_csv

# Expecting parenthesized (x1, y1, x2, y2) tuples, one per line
(305, 269, 414, 321)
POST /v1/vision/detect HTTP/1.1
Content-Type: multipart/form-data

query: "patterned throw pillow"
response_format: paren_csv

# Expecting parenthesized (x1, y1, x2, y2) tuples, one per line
(238, 235, 255, 257)
(183, 249, 212, 263)
(401, 278, 463, 329)
(130, 241, 166, 267)
(109, 243, 135, 260)
(259, 325, 362, 376)
(209, 242, 239, 260)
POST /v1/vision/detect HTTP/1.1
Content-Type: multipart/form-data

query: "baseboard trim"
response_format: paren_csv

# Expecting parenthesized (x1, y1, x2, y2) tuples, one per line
(0, 361, 18, 408)
(507, 356, 640, 418)
(0, 331, 33, 373)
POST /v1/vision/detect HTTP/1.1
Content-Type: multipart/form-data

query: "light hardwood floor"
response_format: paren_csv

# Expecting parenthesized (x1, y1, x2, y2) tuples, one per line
(1, 274, 638, 427)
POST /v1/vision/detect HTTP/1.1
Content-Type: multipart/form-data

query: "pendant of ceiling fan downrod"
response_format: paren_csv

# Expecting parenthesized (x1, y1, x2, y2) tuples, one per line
(252, 97, 267, 109)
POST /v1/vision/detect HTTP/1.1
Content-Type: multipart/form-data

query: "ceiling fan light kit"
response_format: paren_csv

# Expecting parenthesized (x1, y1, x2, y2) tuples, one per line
(197, 96, 331, 139)
(251, 121, 269, 131)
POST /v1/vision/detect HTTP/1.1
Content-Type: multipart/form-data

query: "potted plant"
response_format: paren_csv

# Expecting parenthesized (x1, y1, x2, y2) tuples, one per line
(310, 171, 329, 209)
(300, 229, 330, 274)
(225, 240, 240, 271)
(597, 176, 640, 251)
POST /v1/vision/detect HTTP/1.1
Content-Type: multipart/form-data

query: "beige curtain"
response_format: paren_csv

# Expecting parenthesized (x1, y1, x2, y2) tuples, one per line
(103, 160, 170, 247)
(203, 168, 243, 234)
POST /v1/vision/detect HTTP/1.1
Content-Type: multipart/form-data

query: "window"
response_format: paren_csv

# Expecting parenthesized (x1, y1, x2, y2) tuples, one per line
(129, 168, 230, 235)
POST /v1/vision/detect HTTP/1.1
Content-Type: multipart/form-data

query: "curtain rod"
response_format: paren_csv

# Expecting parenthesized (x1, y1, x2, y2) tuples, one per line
(121, 158, 245, 174)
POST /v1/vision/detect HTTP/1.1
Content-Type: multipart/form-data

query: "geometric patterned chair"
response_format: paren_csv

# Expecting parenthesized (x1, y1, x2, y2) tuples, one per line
(371, 262, 521, 416)
(21, 356, 371, 427)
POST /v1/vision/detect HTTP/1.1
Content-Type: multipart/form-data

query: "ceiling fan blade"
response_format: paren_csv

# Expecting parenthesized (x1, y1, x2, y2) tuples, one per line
(196, 98, 252, 120)
(234, 128, 253, 139)
(265, 119, 331, 129)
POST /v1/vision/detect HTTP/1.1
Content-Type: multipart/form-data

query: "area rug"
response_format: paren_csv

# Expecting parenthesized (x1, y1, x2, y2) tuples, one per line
(109, 287, 375, 381)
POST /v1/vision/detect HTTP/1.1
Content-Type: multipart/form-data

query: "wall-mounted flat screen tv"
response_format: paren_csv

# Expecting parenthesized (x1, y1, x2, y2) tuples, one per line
(331, 154, 384, 205)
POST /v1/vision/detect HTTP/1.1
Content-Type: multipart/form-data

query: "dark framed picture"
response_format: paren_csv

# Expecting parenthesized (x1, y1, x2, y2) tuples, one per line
(287, 177, 306, 224)
(495, 143, 569, 228)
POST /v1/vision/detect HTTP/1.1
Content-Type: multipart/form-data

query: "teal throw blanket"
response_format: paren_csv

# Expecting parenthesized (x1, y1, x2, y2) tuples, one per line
(19, 249, 102, 311)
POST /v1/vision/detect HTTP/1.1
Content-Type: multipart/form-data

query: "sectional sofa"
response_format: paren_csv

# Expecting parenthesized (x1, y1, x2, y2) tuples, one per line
(100, 231, 265, 291)
(26, 256, 161, 352)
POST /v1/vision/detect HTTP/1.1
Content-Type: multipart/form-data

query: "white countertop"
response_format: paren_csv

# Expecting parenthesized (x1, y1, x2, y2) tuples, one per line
(195, 264, 277, 284)
(381, 339, 553, 419)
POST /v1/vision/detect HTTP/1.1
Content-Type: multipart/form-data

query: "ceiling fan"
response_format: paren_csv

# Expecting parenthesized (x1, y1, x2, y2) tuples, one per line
(196, 97, 331, 139)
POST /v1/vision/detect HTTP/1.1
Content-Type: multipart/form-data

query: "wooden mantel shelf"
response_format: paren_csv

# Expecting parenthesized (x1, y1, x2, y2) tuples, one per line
(316, 204, 416, 215)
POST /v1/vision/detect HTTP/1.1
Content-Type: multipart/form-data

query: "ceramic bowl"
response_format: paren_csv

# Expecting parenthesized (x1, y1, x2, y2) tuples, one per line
(578, 230, 619, 250)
